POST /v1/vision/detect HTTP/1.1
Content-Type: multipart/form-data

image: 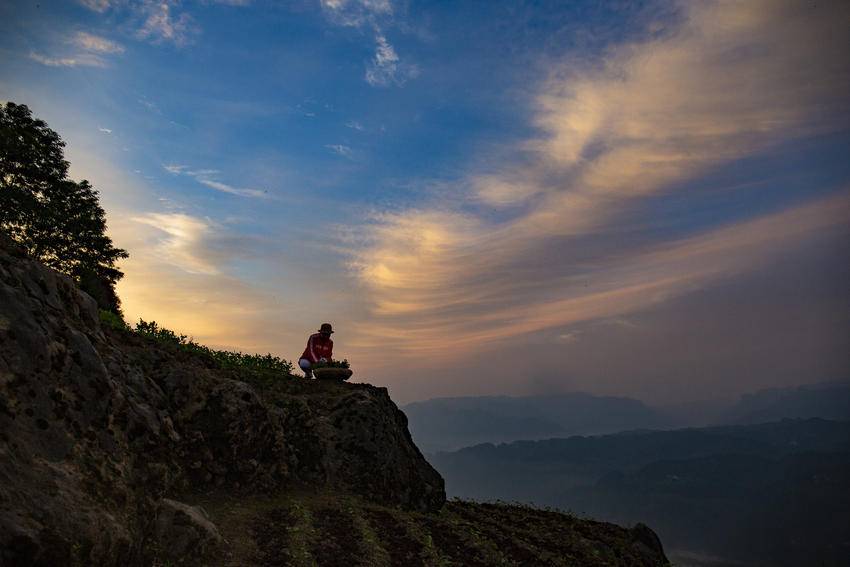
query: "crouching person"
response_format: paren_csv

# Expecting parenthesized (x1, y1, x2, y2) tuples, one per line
(298, 323, 334, 378)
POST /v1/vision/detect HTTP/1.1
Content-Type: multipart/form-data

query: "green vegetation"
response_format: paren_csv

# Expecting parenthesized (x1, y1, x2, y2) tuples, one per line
(0, 102, 127, 314)
(190, 489, 665, 567)
(112, 318, 292, 379)
(133, 318, 294, 376)
(99, 309, 130, 331)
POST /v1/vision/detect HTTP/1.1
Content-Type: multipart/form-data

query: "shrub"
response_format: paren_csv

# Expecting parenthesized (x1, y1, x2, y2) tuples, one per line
(133, 319, 294, 375)
(99, 309, 129, 331)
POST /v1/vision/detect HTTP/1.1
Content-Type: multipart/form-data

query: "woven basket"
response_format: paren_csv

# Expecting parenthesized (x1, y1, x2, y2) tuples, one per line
(313, 367, 353, 381)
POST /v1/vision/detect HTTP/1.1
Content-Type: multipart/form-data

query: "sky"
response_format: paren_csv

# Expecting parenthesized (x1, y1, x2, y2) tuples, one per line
(2, 0, 849, 405)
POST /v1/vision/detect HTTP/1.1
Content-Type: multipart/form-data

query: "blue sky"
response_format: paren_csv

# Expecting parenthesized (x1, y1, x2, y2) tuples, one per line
(2, 0, 849, 404)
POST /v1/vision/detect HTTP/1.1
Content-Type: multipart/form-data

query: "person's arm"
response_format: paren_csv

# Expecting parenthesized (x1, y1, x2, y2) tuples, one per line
(308, 334, 319, 362)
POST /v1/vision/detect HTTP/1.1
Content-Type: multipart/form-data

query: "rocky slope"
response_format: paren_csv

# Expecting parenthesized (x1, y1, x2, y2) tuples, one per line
(191, 490, 668, 567)
(0, 235, 668, 566)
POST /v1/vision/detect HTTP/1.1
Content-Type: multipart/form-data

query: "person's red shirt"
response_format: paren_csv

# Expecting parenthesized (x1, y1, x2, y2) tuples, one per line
(300, 333, 333, 363)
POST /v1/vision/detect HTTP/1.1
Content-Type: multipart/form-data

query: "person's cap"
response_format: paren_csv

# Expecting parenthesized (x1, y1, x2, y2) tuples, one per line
(319, 323, 334, 334)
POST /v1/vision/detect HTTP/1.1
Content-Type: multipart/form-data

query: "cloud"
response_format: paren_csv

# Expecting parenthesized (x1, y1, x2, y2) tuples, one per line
(28, 31, 125, 69)
(325, 144, 353, 158)
(164, 163, 269, 198)
(320, 0, 392, 27)
(364, 33, 418, 87)
(77, 0, 197, 46)
(73, 31, 125, 54)
(113, 212, 292, 352)
(197, 179, 268, 198)
(138, 97, 160, 112)
(472, 174, 540, 207)
(319, 0, 417, 88)
(29, 51, 107, 68)
(517, 0, 850, 236)
(343, 0, 850, 364)
(78, 0, 112, 12)
(345, 120, 365, 131)
(136, 1, 197, 46)
(98, 127, 112, 134)
(131, 213, 223, 275)
(348, 192, 850, 358)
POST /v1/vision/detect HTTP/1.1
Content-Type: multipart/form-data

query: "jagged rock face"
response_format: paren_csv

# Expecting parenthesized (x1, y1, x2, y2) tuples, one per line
(0, 236, 445, 566)
(275, 383, 445, 511)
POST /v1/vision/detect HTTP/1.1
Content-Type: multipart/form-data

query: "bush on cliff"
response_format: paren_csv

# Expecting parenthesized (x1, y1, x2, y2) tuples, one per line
(130, 316, 294, 378)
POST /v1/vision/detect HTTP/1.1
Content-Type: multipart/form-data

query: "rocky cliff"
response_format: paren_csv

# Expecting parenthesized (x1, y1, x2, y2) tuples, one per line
(0, 235, 668, 566)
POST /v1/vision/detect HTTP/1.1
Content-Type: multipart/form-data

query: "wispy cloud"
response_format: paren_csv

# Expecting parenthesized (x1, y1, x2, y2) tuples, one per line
(325, 144, 353, 158)
(345, 120, 364, 131)
(29, 31, 124, 68)
(29, 51, 107, 68)
(131, 213, 223, 275)
(138, 97, 160, 113)
(344, 0, 850, 361)
(164, 163, 269, 198)
(73, 31, 124, 53)
(365, 33, 418, 87)
(78, 0, 112, 12)
(77, 0, 197, 46)
(98, 127, 112, 134)
(320, 0, 416, 88)
(197, 179, 268, 198)
(136, 1, 197, 46)
(348, 193, 850, 356)
(320, 0, 392, 27)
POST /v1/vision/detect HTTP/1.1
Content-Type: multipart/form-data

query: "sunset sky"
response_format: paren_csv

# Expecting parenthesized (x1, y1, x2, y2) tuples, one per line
(2, 0, 848, 404)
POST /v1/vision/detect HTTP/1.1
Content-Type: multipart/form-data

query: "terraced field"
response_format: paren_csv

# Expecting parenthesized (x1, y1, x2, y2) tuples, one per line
(185, 490, 668, 566)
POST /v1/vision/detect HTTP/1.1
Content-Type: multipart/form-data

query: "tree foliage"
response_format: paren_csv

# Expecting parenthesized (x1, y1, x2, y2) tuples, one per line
(0, 102, 127, 312)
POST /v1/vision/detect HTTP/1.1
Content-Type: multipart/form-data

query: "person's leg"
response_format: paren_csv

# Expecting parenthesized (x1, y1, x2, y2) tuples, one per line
(299, 358, 313, 378)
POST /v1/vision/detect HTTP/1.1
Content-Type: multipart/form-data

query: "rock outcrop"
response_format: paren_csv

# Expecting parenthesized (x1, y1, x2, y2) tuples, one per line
(0, 235, 444, 566)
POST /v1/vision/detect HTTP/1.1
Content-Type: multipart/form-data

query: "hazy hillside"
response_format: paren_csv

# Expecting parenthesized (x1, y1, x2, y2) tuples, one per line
(405, 381, 850, 452)
(403, 393, 669, 452)
(723, 381, 850, 424)
(431, 419, 850, 567)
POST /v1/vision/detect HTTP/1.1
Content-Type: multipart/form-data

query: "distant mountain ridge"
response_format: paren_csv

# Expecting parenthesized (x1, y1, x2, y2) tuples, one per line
(403, 381, 850, 453)
(430, 418, 850, 567)
(724, 380, 850, 424)
(403, 393, 669, 452)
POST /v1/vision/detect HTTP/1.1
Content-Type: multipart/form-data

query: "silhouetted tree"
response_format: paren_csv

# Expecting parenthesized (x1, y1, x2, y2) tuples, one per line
(0, 102, 128, 313)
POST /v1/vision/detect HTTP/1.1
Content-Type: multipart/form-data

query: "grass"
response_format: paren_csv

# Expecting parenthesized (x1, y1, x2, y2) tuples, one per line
(183, 489, 669, 567)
